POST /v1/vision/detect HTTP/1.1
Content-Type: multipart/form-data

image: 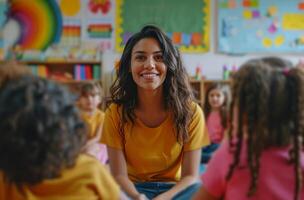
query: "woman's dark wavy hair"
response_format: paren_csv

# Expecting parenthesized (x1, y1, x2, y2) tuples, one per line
(226, 57, 303, 200)
(110, 25, 194, 144)
(204, 83, 229, 129)
(0, 76, 86, 185)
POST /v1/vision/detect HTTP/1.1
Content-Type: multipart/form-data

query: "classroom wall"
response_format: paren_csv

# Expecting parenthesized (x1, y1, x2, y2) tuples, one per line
(101, 0, 303, 94)
(2, 1, 303, 94)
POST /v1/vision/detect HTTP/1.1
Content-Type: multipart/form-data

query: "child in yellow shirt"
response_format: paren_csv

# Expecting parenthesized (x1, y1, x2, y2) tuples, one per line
(78, 81, 108, 164)
(0, 75, 123, 200)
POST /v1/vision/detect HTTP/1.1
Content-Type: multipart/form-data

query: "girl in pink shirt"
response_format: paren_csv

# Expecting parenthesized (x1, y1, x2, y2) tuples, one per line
(193, 57, 304, 200)
(201, 83, 229, 163)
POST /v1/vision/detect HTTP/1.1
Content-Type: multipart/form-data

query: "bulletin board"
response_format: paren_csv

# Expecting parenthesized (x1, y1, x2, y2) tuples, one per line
(217, 0, 304, 54)
(115, 0, 210, 53)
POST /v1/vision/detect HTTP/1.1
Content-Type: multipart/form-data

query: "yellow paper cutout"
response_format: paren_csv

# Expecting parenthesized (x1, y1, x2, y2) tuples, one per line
(268, 6, 278, 16)
(262, 38, 272, 48)
(243, 10, 252, 19)
(282, 13, 304, 30)
(60, 0, 81, 17)
(274, 35, 285, 46)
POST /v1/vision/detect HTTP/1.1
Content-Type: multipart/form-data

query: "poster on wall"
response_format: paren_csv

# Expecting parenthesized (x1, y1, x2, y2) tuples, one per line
(218, 0, 304, 54)
(115, 0, 210, 53)
(84, 0, 114, 51)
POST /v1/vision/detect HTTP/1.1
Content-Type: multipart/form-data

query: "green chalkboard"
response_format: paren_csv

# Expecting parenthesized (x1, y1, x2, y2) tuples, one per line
(115, 0, 210, 53)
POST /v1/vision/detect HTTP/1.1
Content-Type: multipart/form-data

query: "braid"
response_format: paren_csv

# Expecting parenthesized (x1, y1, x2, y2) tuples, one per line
(246, 85, 259, 196)
(289, 68, 304, 200)
(245, 66, 269, 196)
(226, 74, 245, 180)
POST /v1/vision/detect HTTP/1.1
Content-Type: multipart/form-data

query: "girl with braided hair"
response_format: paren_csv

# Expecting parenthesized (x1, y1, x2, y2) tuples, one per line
(193, 57, 304, 200)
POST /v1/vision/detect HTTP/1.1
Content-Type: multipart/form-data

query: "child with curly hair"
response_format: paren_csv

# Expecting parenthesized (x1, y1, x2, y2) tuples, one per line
(193, 57, 304, 200)
(0, 76, 124, 200)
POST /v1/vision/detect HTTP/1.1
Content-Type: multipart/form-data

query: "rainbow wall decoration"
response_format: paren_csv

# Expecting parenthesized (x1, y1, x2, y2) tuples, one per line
(9, 0, 62, 50)
(87, 23, 112, 38)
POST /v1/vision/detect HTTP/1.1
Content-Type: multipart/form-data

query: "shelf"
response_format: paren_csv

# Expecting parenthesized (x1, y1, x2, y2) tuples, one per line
(17, 60, 103, 95)
(54, 79, 101, 84)
(21, 60, 100, 65)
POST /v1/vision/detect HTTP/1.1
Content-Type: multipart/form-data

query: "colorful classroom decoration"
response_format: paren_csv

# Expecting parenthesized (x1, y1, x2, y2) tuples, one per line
(87, 22, 112, 38)
(218, 0, 304, 54)
(88, 0, 111, 15)
(61, 19, 81, 46)
(9, 0, 62, 50)
(115, 0, 210, 53)
(59, 0, 81, 17)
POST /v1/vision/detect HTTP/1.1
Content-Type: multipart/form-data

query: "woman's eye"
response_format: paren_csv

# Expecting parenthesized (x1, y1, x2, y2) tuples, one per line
(135, 55, 145, 61)
(154, 55, 163, 62)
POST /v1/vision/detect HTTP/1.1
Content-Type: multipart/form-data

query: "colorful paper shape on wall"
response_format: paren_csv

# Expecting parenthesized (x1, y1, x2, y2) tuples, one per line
(298, 3, 304, 10)
(61, 19, 81, 46)
(88, 0, 111, 15)
(243, 9, 252, 19)
(274, 35, 284, 46)
(87, 23, 112, 38)
(282, 13, 304, 30)
(262, 37, 272, 48)
(9, 0, 62, 50)
(59, 0, 81, 17)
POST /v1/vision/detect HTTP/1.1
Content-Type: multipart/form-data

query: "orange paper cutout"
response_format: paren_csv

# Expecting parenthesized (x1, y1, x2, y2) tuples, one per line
(243, 0, 250, 7)
(299, 3, 304, 10)
(172, 32, 182, 44)
(191, 33, 202, 46)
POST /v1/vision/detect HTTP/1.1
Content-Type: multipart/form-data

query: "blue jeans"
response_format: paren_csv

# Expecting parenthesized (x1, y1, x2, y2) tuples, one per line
(201, 143, 220, 163)
(134, 182, 201, 200)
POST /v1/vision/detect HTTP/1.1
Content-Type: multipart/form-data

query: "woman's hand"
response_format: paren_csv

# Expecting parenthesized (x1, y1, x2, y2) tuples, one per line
(134, 193, 149, 200)
(152, 193, 171, 200)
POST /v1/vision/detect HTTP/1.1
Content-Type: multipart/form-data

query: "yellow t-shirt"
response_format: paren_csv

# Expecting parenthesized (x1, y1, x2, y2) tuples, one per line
(81, 109, 105, 140)
(101, 102, 209, 182)
(0, 154, 120, 200)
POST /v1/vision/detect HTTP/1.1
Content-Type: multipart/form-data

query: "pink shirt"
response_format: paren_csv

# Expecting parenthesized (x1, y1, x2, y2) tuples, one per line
(206, 111, 224, 143)
(202, 140, 304, 200)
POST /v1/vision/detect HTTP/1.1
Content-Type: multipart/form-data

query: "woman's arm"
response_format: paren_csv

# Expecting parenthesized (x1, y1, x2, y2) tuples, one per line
(108, 147, 148, 200)
(153, 149, 201, 200)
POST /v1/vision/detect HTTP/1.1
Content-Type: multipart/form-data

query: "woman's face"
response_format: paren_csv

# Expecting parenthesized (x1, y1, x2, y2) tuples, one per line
(130, 38, 167, 92)
(208, 88, 225, 110)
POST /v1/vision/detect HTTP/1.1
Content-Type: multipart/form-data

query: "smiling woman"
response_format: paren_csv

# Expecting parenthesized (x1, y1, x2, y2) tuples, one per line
(101, 25, 210, 200)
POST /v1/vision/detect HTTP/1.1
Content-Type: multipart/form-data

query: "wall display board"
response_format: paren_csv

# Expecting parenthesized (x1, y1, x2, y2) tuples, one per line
(218, 0, 304, 54)
(116, 0, 210, 53)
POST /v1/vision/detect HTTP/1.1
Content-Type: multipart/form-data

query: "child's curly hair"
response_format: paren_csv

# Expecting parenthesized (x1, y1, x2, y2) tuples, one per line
(0, 76, 86, 185)
(226, 57, 304, 200)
